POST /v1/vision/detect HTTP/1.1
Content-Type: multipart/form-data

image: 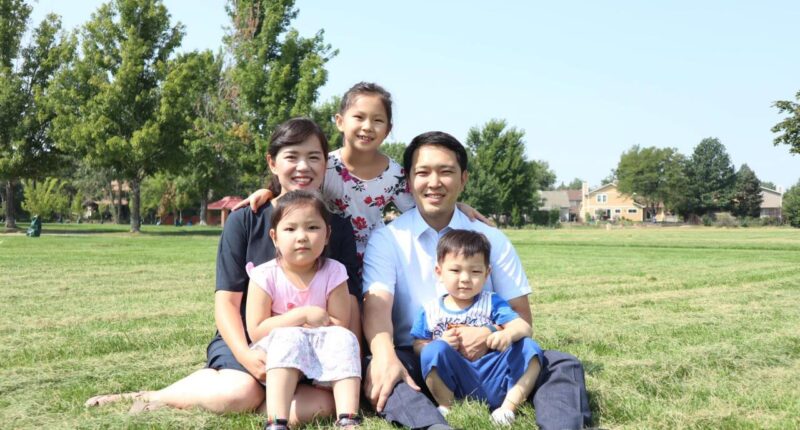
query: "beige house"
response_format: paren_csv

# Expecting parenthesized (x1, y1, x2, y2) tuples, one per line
(539, 191, 571, 222)
(579, 181, 653, 222)
(760, 187, 783, 219)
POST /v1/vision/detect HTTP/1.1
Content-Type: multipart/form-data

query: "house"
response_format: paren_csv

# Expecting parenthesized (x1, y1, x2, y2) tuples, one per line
(579, 181, 649, 222)
(539, 191, 571, 222)
(760, 187, 783, 220)
(566, 189, 582, 222)
(207, 196, 244, 225)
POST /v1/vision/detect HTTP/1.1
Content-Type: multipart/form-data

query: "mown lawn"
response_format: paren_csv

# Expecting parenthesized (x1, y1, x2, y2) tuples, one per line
(1, 224, 799, 429)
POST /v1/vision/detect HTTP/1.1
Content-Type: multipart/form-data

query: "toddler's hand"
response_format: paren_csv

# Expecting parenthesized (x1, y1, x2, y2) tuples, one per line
(304, 306, 331, 327)
(486, 331, 513, 352)
(441, 328, 461, 349)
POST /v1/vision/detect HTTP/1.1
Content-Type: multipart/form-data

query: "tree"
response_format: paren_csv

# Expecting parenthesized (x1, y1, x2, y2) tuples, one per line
(310, 95, 342, 150)
(557, 178, 584, 190)
(381, 141, 407, 165)
(685, 137, 736, 216)
(731, 164, 763, 218)
(1, 1, 74, 228)
(51, 0, 185, 233)
(615, 145, 688, 219)
(225, 0, 336, 179)
(772, 90, 800, 155)
(761, 180, 777, 190)
(21, 177, 69, 221)
(462, 119, 541, 224)
(783, 179, 800, 228)
(529, 159, 556, 191)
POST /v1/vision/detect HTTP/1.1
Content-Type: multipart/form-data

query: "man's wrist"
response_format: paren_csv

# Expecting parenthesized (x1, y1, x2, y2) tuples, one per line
(483, 323, 499, 333)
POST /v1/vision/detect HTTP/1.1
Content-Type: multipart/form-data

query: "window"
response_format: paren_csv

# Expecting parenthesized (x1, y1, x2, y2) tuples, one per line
(628, 209, 637, 214)
(615, 209, 621, 214)
(596, 194, 607, 203)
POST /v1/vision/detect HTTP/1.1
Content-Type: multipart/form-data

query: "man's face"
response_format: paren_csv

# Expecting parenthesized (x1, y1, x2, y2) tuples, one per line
(410, 144, 468, 223)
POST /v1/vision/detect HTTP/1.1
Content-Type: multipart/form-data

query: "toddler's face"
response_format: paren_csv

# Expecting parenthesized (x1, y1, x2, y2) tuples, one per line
(435, 252, 489, 303)
(270, 204, 329, 268)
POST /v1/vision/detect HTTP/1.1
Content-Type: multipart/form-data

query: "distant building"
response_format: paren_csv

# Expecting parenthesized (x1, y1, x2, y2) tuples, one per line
(760, 187, 783, 220)
(578, 181, 666, 222)
(539, 191, 571, 222)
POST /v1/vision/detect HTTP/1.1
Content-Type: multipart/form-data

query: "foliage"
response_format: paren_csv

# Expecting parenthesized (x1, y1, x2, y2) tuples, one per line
(0, 1, 75, 228)
(51, 0, 186, 232)
(772, 90, 800, 155)
(225, 0, 336, 179)
(760, 180, 777, 191)
(784, 179, 800, 228)
(462, 119, 546, 224)
(310, 95, 342, 150)
(731, 164, 763, 218)
(21, 177, 69, 220)
(556, 178, 584, 190)
(615, 145, 688, 218)
(684, 137, 736, 216)
(380, 141, 406, 165)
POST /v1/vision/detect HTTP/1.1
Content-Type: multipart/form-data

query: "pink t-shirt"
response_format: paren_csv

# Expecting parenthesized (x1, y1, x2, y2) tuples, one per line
(246, 259, 348, 315)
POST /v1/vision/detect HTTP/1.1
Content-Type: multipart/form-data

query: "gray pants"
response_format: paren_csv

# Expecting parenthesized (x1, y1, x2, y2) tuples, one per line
(378, 347, 591, 430)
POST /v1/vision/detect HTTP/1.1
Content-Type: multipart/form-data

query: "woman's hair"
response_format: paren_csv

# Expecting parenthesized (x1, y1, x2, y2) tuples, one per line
(339, 82, 394, 130)
(270, 189, 332, 267)
(267, 117, 329, 195)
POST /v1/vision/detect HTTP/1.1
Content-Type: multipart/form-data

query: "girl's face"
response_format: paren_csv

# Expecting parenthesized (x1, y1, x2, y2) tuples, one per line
(335, 94, 390, 153)
(267, 135, 326, 196)
(269, 204, 330, 269)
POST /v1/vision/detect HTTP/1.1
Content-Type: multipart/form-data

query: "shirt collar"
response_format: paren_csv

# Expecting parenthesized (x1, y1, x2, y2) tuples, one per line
(411, 207, 469, 239)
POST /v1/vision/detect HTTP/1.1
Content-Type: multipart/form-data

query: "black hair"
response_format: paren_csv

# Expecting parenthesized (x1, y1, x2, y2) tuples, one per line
(270, 189, 332, 267)
(436, 229, 491, 267)
(267, 118, 329, 195)
(339, 82, 393, 129)
(402, 131, 468, 181)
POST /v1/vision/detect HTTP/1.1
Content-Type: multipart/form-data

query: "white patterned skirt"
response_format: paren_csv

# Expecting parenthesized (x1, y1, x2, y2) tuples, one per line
(252, 326, 361, 385)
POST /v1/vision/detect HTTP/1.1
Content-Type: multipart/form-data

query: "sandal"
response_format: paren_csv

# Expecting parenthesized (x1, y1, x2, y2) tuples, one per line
(264, 418, 290, 430)
(334, 413, 363, 427)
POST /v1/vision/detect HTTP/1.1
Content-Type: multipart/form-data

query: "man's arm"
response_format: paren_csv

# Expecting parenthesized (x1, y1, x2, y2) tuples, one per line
(507, 295, 532, 325)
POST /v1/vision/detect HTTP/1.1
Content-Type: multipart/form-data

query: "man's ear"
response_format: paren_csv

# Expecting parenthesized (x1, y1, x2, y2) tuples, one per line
(269, 228, 277, 244)
(460, 170, 469, 189)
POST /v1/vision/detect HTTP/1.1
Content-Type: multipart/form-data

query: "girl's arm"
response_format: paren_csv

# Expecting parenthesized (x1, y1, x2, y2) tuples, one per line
(245, 280, 309, 342)
(456, 202, 495, 226)
(326, 282, 351, 328)
(232, 189, 274, 212)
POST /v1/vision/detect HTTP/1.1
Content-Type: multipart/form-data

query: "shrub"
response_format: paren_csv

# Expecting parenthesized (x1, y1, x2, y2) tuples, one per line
(714, 212, 738, 227)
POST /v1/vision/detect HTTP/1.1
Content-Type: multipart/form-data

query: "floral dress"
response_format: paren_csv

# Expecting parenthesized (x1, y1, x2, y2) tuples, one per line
(324, 149, 416, 262)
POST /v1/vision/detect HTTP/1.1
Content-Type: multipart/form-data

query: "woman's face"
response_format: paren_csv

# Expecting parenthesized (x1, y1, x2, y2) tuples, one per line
(267, 135, 326, 195)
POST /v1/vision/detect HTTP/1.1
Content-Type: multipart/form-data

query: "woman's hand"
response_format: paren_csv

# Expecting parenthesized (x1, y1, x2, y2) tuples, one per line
(456, 202, 495, 226)
(232, 188, 274, 212)
(238, 348, 267, 382)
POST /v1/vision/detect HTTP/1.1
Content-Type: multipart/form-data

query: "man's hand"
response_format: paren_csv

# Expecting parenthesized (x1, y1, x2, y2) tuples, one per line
(486, 330, 514, 352)
(441, 328, 461, 350)
(364, 352, 420, 412)
(303, 306, 331, 328)
(457, 326, 491, 361)
(239, 348, 267, 382)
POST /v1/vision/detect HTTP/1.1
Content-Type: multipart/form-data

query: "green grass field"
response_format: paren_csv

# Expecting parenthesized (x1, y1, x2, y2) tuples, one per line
(1, 224, 799, 429)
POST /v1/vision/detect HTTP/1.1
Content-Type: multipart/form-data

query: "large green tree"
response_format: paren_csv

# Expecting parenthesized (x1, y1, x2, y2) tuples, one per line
(783, 179, 800, 228)
(51, 0, 185, 232)
(310, 95, 342, 150)
(1, 0, 73, 228)
(772, 90, 800, 155)
(462, 119, 544, 224)
(615, 145, 688, 219)
(225, 0, 336, 180)
(685, 137, 736, 216)
(731, 164, 763, 218)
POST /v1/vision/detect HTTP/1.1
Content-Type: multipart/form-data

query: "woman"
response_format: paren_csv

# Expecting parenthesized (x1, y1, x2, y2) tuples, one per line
(86, 118, 361, 426)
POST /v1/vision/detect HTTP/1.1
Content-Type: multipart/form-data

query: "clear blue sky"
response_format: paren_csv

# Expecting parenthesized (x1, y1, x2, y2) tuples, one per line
(29, 0, 800, 191)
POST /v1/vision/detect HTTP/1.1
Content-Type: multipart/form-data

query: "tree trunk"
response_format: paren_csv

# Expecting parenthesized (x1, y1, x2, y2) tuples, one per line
(130, 178, 141, 233)
(112, 182, 120, 224)
(4, 179, 17, 229)
(199, 190, 208, 226)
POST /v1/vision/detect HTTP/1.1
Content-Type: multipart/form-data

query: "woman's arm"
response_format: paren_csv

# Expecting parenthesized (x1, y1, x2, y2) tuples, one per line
(326, 282, 351, 328)
(215, 290, 266, 381)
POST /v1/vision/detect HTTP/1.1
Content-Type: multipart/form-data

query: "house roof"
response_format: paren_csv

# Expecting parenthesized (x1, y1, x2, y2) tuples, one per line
(760, 186, 782, 196)
(567, 189, 582, 201)
(587, 181, 617, 195)
(208, 196, 244, 210)
(539, 191, 570, 209)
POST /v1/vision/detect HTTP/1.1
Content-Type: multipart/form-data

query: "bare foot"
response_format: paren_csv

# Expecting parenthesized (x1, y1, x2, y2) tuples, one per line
(84, 391, 148, 407)
(129, 400, 167, 414)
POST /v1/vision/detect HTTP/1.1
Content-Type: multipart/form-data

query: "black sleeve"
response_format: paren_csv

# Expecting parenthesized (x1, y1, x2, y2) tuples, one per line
(329, 214, 361, 301)
(215, 209, 249, 293)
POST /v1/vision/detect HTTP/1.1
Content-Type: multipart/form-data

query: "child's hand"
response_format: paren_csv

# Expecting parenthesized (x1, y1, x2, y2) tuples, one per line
(456, 202, 495, 227)
(232, 188, 273, 212)
(441, 328, 461, 349)
(304, 306, 331, 327)
(486, 331, 513, 352)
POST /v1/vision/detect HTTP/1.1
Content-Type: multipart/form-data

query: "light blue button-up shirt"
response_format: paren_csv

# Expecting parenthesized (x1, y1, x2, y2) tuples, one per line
(362, 208, 532, 347)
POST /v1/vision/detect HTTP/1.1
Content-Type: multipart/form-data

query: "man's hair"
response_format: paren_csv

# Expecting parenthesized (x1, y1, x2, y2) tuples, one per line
(436, 229, 491, 267)
(402, 131, 468, 181)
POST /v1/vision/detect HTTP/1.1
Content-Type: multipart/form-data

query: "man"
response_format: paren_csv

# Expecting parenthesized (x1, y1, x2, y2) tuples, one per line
(362, 131, 591, 430)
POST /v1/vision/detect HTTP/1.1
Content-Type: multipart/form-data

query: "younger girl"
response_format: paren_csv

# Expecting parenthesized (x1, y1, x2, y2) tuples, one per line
(246, 190, 362, 430)
(236, 82, 488, 262)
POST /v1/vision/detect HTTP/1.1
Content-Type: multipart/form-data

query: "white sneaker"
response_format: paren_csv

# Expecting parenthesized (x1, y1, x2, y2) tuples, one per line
(437, 405, 451, 417)
(491, 408, 516, 426)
